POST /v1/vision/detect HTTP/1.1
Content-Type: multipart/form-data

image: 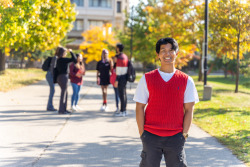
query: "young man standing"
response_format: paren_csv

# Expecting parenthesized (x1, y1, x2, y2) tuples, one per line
(133, 38, 199, 167)
(114, 43, 129, 117)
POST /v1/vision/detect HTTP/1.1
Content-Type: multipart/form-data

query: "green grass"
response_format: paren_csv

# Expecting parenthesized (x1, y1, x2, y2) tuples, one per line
(192, 75, 250, 166)
(0, 68, 46, 92)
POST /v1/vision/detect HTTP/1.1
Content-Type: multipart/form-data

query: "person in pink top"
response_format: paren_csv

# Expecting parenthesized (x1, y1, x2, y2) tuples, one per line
(69, 53, 85, 111)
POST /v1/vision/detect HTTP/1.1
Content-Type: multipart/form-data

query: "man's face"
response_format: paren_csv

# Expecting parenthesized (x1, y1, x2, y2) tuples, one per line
(157, 43, 178, 65)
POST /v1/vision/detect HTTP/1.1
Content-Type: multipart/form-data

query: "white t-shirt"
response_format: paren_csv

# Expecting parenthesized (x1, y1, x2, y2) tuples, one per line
(133, 69, 199, 104)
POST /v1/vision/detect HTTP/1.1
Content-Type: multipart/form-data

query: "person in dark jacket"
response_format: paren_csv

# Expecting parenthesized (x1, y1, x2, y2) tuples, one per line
(56, 47, 77, 114)
(46, 47, 59, 111)
(114, 43, 129, 117)
(69, 53, 85, 111)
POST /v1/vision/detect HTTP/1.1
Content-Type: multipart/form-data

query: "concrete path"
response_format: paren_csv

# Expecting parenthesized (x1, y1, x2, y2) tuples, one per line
(0, 72, 246, 167)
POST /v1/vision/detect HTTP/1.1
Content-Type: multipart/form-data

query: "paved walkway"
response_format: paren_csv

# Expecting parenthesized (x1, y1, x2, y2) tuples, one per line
(0, 72, 246, 167)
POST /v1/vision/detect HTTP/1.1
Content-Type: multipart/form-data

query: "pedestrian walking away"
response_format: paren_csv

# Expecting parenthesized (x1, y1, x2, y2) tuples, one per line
(133, 38, 199, 167)
(55, 47, 77, 114)
(43, 46, 60, 112)
(96, 49, 112, 112)
(69, 53, 85, 112)
(114, 43, 129, 117)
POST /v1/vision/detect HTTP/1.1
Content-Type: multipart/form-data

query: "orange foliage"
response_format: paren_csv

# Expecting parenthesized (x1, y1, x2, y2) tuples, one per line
(80, 23, 118, 63)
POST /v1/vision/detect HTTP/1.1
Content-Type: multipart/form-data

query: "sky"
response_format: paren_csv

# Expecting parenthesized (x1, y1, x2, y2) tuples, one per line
(130, 0, 140, 7)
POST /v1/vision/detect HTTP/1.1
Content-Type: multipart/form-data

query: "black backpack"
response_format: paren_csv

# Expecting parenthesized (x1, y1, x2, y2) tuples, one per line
(42, 57, 52, 71)
(127, 60, 136, 82)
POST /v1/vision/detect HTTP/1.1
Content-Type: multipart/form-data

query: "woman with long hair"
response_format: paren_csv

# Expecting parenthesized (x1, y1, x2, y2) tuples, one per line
(55, 47, 77, 114)
(69, 53, 85, 111)
(96, 49, 112, 111)
(46, 47, 59, 111)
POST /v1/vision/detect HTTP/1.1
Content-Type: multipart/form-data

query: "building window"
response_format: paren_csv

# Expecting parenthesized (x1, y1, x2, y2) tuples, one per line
(89, 20, 104, 28)
(73, 19, 84, 31)
(117, 1, 121, 13)
(89, 0, 112, 8)
(71, 0, 84, 6)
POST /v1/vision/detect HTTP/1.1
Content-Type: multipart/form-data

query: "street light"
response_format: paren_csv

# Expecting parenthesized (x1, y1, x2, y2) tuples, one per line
(130, 6, 134, 61)
(203, 0, 212, 100)
(204, 0, 208, 86)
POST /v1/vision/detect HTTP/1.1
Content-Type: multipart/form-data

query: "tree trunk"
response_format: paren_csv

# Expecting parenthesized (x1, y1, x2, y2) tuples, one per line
(0, 49, 6, 72)
(235, 31, 240, 93)
(198, 53, 203, 81)
(20, 53, 25, 69)
(224, 63, 228, 78)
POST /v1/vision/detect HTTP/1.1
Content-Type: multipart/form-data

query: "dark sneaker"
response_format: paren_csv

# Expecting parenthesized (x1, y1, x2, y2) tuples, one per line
(47, 108, 57, 112)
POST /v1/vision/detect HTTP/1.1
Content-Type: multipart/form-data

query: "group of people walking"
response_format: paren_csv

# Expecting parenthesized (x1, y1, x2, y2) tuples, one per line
(44, 43, 129, 117)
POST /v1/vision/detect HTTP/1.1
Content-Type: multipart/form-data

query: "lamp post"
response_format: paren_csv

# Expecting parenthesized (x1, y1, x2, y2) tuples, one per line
(204, 0, 208, 86)
(203, 0, 212, 100)
(130, 6, 134, 60)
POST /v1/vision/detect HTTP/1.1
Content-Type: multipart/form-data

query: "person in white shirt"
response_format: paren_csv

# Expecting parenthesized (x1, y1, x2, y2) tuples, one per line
(133, 37, 199, 167)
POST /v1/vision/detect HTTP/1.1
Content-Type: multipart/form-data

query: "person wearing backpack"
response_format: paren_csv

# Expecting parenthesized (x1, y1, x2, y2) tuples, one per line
(114, 43, 129, 117)
(133, 38, 199, 167)
(43, 47, 59, 112)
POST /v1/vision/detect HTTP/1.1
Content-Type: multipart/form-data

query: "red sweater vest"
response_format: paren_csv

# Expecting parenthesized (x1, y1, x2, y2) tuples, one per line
(144, 69, 188, 137)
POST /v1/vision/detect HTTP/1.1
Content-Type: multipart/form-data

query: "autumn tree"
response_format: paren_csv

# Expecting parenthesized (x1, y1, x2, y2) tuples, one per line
(0, 0, 76, 71)
(80, 23, 117, 63)
(117, 0, 158, 73)
(118, 0, 201, 72)
(144, 0, 200, 69)
(209, 0, 250, 93)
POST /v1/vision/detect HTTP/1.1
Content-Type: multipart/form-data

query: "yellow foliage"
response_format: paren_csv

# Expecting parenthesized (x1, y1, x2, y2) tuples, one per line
(27, 53, 32, 57)
(0, 0, 13, 21)
(4, 47, 10, 56)
(80, 24, 118, 63)
(0, 0, 13, 9)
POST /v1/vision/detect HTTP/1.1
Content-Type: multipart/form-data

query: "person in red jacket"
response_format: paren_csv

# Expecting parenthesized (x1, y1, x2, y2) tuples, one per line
(133, 38, 199, 167)
(69, 53, 85, 111)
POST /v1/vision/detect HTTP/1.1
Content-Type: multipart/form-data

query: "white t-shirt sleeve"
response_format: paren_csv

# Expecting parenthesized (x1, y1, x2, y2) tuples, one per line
(133, 75, 149, 104)
(184, 76, 199, 104)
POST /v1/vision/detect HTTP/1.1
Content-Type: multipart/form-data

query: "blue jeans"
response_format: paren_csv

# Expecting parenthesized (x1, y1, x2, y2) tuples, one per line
(113, 87, 119, 109)
(71, 83, 82, 106)
(46, 71, 55, 110)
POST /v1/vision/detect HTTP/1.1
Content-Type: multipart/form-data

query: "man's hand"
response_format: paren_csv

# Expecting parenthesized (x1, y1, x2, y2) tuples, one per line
(136, 102, 146, 137)
(183, 102, 195, 137)
(114, 81, 118, 88)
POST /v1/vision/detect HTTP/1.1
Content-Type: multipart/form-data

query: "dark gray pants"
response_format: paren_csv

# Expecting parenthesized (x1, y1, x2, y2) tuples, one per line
(57, 74, 68, 114)
(140, 131, 187, 167)
(118, 75, 127, 112)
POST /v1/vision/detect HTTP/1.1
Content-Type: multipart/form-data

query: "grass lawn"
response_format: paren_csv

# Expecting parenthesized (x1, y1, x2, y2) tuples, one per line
(0, 68, 46, 92)
(135, 73, 250, 166)
(192, 75, 250, 166)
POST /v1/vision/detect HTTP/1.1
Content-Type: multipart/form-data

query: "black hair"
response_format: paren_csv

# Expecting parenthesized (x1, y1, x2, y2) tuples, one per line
(57, 47, 67, 58)
(55, 47, 60, 56)
(155, 38, 179, 54)
(116, 43, 124, 52)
